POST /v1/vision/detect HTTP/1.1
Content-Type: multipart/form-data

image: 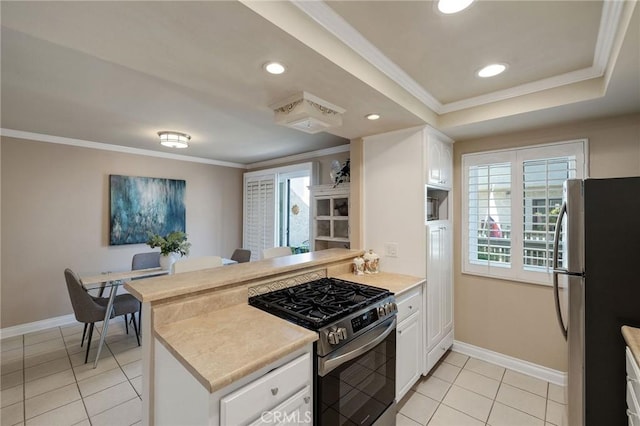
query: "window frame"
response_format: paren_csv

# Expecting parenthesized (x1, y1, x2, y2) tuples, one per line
(243, 162, 317, 260)
(462, 139, 588, 285)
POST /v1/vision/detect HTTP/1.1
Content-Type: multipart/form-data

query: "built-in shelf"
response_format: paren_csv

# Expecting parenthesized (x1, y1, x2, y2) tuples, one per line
(310, 184, 350, 251)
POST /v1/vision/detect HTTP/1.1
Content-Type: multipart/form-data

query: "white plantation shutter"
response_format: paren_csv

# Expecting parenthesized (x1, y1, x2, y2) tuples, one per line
(463, 140, 586, 285)
(522, 157, 577, 272)
(243, 174, 276, 261)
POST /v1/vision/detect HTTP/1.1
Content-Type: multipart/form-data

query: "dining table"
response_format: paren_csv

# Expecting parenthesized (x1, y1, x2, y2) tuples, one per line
(79, 258, 237, 368)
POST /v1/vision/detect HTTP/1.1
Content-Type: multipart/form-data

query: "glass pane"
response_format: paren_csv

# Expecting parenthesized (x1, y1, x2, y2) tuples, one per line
(287, 176, 310, 251)
(317, 199, 330, 216)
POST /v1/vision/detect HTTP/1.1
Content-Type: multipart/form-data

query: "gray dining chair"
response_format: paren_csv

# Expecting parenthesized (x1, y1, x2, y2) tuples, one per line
(132, 252, 161, 270)
(64, 268, 141, 364)
(230, 248, 251, 263)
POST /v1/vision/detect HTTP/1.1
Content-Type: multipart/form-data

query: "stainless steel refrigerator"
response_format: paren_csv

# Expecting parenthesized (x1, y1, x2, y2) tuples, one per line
(553, 177, 640, 425)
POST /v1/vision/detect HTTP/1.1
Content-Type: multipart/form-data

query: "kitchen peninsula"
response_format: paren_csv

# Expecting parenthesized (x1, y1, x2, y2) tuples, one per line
(125, 248, 426, 425)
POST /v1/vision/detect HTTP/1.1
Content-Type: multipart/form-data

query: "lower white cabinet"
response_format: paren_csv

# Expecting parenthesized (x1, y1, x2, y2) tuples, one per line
(154, 339, 313, 426)
(395, 284, 424, 401)
(626, 347, 640, 425)
(221, 354, 311, 425)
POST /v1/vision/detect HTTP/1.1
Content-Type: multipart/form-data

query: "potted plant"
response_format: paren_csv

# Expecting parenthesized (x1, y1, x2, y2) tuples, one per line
(146, 231, 191, 270)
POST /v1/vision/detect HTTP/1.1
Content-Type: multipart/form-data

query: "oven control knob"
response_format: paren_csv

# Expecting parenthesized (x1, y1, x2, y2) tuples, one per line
(384, 303, 392, 315)
(337, 327, 347, 340)
(390, 302, 397, 313)
(377, 306, 386, 317)
(328, 331, 340, 345)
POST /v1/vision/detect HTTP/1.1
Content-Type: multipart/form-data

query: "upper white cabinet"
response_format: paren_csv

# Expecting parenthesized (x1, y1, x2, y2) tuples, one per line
(426, 134, 453, 190)
(310, 184, 350, 251)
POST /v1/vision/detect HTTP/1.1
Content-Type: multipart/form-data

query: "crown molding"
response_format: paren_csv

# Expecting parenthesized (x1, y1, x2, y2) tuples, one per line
(246, 143, 350, 170)
(294, 0, 626, 115)
(439, 66, 601, 114)
(0, 129, 247, 169)
(291, 0, 443, 112)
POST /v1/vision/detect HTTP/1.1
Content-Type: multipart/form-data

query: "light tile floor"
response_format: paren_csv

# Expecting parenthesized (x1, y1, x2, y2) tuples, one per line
(2, 322, 567, 426)
(1, 319, 142, 426)
(397, 351, 568, 426)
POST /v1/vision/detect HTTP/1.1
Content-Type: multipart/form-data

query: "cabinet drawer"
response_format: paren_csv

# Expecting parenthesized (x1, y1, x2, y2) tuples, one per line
(627, 348, 640, 402)
(249, 386, 311, 426)
(221, 353, 311, 425)
(397, 288, 421, 323)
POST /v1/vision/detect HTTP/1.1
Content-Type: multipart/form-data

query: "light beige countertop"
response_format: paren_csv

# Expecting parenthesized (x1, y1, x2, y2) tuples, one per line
(147, 252, 422, 396)
(333, 271, 425, 296)
(155, 302, 318, 393)
(126, 248, 361, 302)
(622, 325, 640, 366)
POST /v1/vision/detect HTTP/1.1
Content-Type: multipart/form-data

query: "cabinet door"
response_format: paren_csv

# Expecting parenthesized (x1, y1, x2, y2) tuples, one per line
(426, 224, 444, 349)
(426, 137, 443, 187)
(439, 141, 453, 189)
(396, 312, 421, 401)
(426, 137, 453, 190)
(441, 224, 453, 333)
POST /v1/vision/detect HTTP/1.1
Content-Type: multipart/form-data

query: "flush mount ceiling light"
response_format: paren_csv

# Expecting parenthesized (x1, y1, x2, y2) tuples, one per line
(365, 113, 381, 120)
(264, 62, 286, 75)
(438, 0, 474, 14)
(158, 131, 190, 149)
(477, 63, 507, 78)
(270, 91, 345, 134)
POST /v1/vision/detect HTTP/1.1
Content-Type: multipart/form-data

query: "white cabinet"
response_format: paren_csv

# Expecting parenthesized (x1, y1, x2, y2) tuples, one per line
(310, 184, 350, 251)
(154, 340, 313, 426)
(221, 354, 312, 425)
(425, 222, 453, 373)
(626, 347, 640, 425)
(426, 134, 453, 190)
(396, 285, 424, 401)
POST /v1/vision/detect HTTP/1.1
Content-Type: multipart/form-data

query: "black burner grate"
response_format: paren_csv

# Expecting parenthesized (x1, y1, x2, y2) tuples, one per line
(248, 277, 391, 330)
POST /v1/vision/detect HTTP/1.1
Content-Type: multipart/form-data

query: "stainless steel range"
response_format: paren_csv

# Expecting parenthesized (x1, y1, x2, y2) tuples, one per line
(249, 277, 397, 426)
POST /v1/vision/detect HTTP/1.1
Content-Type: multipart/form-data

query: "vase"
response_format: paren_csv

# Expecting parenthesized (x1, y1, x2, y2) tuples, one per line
(159, 252, 179, 271)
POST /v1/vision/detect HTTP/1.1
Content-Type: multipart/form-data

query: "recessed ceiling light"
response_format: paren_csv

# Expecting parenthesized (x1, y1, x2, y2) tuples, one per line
(437, 0, 474, 14)
(365, 113, 381, 120)
(158, 131, 190, 149)
(477, 63, 507, 78)
(264, 62, 286, 75)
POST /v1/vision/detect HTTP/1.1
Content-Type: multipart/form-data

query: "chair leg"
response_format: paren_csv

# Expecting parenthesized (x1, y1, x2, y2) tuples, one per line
(132, 312, 140, 347)
(124, 314, 129, 335)
(81, 323, 88, 347)
(84, 323, 95, 364)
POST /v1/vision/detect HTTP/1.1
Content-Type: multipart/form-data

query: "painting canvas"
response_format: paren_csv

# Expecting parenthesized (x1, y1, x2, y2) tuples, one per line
(109, 175, 186, 245)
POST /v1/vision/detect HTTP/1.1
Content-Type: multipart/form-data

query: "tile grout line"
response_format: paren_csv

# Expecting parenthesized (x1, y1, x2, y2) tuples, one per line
(63, 325, 93, 426)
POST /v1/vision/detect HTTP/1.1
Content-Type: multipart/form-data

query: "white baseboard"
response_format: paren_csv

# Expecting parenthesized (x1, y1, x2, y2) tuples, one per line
(452, 340, 567, 386)
(0, 314, 77, 339)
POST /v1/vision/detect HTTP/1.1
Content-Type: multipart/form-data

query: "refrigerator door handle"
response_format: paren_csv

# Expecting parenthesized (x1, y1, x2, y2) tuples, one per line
(553, 202, 568, 340)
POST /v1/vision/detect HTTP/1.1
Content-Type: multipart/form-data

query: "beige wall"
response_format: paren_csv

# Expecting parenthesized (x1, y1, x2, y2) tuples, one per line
(1, 137, 244, 328)
(250, 149, 350, 186)
(454, 113, 640, 371)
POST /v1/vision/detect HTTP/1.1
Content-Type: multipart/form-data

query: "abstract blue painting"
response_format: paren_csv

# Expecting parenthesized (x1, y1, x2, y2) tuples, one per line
(109, 175, 186, 245)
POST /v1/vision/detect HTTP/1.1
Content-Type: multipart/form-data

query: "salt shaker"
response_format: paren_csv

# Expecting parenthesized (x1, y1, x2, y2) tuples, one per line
(363, 249, 380, 274)
(353, 257, 365, 275)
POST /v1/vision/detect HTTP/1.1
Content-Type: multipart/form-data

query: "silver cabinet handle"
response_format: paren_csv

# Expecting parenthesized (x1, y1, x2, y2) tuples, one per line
(271, 387, 278, 396)
(627, 377, 639, 384)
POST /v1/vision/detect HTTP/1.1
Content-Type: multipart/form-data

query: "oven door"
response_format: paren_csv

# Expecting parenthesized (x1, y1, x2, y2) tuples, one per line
(316, 316, 396, 426)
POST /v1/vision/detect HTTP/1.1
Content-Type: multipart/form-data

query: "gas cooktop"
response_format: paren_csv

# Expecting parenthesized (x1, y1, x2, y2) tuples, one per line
(248, 277, 393, 330)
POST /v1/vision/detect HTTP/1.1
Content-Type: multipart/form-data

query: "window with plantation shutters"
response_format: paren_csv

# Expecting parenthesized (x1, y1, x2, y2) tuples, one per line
(462, 140, 587, 285)
(243, 162, 316, 262)
(243, 174, 276, 262)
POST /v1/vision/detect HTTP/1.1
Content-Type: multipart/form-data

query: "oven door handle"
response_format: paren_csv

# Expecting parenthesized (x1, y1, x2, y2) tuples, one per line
(318, 316, 396, 377)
